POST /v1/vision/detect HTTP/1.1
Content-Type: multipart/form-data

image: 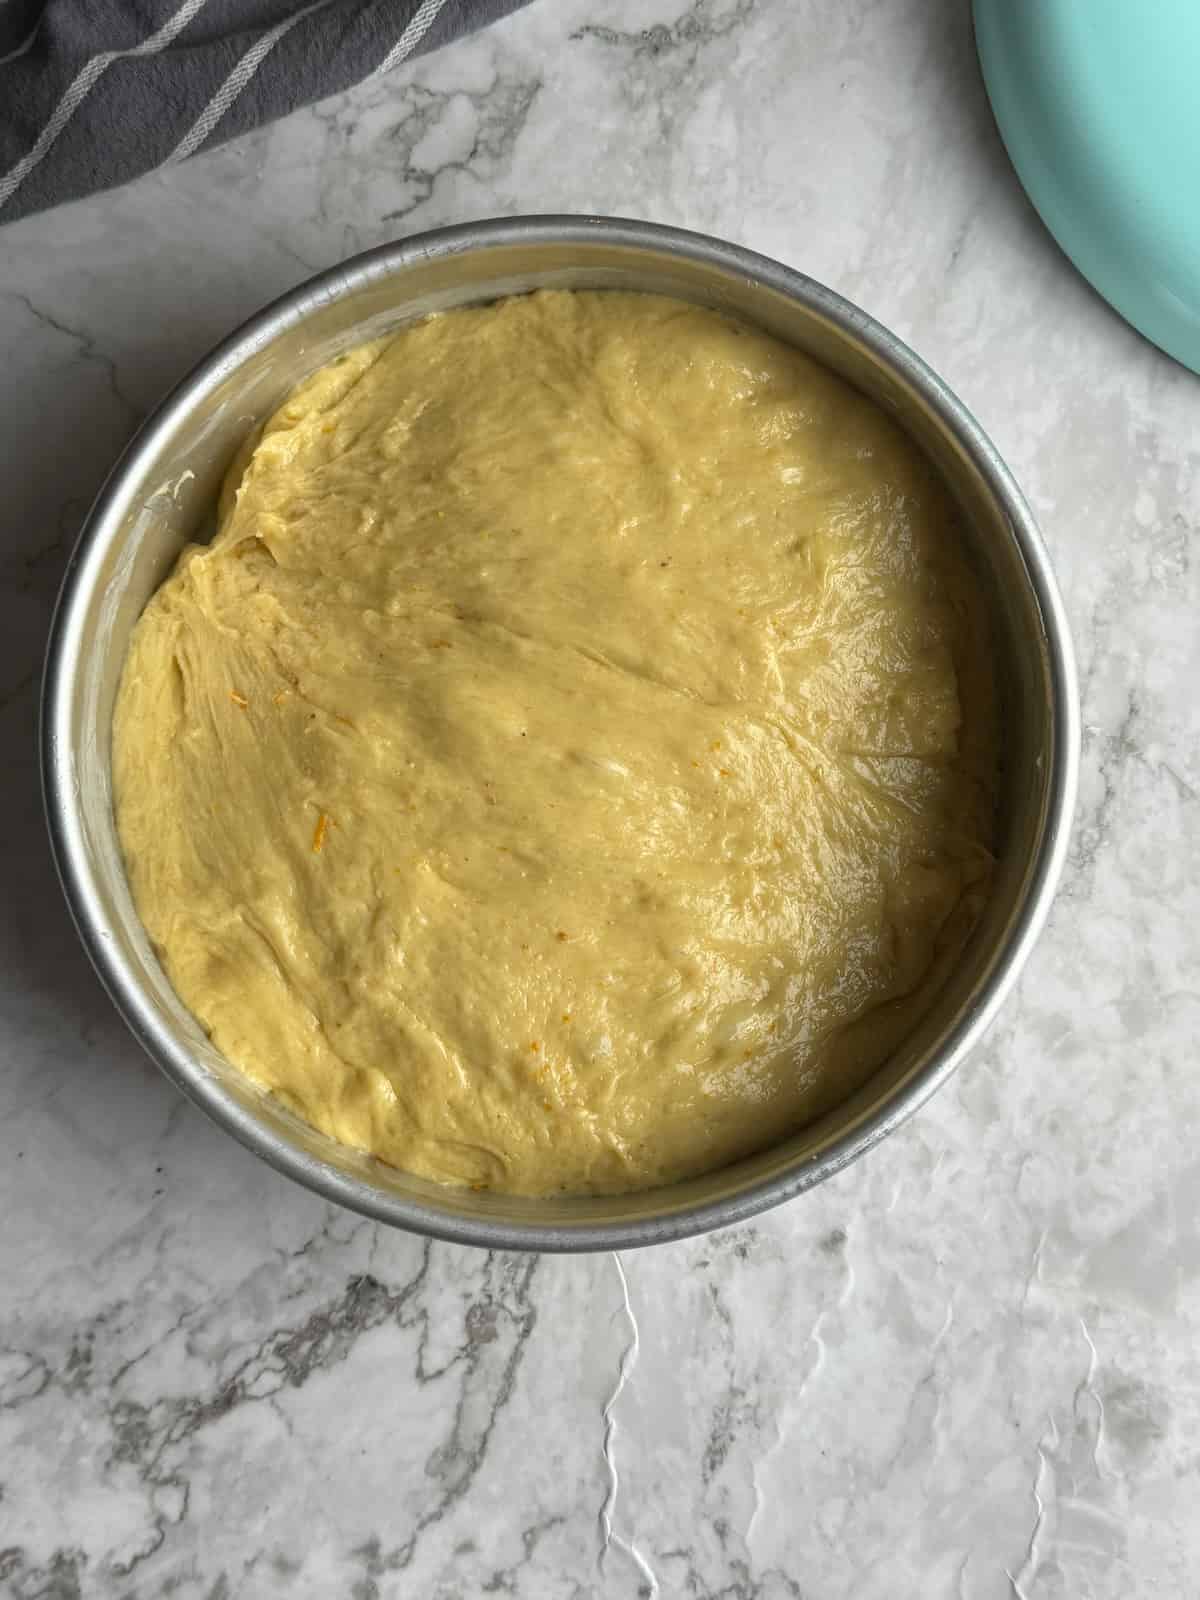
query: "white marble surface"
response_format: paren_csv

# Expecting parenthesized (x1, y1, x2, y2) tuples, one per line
(2, 1, 1199, 1594)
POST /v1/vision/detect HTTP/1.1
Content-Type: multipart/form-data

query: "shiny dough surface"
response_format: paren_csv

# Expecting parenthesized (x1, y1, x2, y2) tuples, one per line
(113, 291, 995, 1196)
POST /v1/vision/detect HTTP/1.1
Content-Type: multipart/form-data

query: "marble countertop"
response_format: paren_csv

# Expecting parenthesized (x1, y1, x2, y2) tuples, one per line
(2, 1, 1198, 1594)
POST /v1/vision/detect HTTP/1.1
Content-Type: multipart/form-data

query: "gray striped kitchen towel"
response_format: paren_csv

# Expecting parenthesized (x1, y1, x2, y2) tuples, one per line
(0, 0, 532, 224)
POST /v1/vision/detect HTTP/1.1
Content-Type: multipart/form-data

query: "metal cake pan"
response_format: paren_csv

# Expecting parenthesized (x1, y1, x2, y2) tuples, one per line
(41, 216, 1079, 1251)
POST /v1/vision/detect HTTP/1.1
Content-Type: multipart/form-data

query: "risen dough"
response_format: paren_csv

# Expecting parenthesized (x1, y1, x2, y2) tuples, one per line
(113, 291, 994, 1195)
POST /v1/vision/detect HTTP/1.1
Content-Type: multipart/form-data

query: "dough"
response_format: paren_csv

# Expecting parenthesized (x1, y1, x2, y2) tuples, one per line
(113, 291, 995, 1196)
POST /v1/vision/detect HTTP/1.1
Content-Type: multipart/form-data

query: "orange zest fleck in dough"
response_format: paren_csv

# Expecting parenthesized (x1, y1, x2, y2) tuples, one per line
(312, 812, 331, 853)
(229, 690, 249, 709)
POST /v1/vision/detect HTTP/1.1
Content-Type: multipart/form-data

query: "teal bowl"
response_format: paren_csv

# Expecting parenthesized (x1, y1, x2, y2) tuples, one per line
(975, 0, 1200, 375)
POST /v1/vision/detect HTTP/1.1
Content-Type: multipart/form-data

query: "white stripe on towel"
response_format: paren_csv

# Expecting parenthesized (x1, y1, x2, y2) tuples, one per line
(373, 0, 451, 79)
(167, 0, 338, 165)
(0, 0, 211, 209)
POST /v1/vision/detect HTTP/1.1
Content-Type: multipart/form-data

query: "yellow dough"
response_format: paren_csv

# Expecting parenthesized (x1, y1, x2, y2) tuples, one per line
(113, 291, 995, 1196)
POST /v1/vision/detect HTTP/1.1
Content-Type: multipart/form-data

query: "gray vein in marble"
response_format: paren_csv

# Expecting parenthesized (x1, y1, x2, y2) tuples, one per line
(571, 0, 756, 151)
(4, 290, 143, 424)
(0, 1546, 88, 1600)
(656, 1546, 805, 1600)
(345, 1252, 541, 1593)
(572, 0, 756, 70)
(478, 1513, 569, 1597)
(0, 1236, 555, 1595)
(375, 71, 544, 227)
